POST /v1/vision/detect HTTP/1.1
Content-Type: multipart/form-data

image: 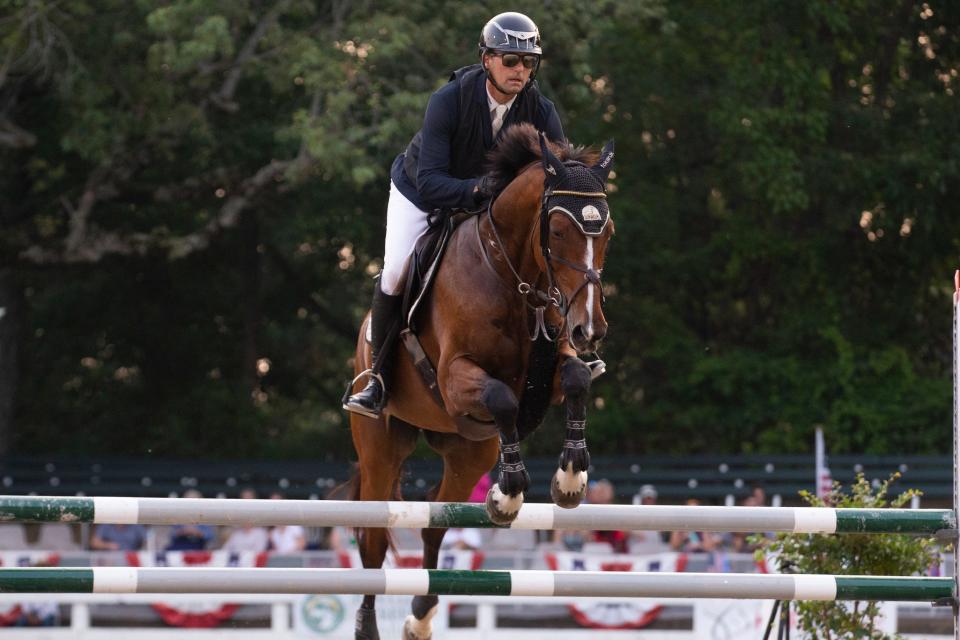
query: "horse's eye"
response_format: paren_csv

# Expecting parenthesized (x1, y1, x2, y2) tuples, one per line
(551, 229, 564, 239)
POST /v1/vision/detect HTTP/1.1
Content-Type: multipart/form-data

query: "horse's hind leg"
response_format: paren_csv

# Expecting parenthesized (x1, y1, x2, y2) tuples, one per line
(403, 431, 499, 640)
(350, 413, 419, 640)
(551, 356, 593, 508)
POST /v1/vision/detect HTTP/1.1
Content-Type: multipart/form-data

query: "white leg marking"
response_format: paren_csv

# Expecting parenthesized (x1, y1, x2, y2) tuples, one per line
(555, 463, 587, 494)
(491, 483, 524, 514)
(584, 238, 595, 337)
(403, 604, 438, 639)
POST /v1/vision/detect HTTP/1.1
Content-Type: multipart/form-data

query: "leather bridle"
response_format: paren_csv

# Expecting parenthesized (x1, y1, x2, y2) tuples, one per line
(538, 185, 607, 319)
(477, 173, 607, 342)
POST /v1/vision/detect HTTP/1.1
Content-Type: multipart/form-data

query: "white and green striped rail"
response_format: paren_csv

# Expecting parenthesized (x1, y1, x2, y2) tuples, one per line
(0, 567, 951, 602)
(0, 495, 953, 534)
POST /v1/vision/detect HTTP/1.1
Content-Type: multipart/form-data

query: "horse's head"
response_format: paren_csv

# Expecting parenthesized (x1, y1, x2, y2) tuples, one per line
(538, 134, 615, 354)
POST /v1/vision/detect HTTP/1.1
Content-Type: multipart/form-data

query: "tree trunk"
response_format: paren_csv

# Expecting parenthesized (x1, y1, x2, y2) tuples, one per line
(0, 269, 22, 455)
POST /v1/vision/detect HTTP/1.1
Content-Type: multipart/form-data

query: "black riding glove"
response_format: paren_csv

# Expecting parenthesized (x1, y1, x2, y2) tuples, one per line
(473, 176, 496, 206)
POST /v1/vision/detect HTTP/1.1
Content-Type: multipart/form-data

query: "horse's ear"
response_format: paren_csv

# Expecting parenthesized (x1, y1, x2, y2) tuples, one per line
(591, 139, 615, 184)
(538, 132, 567, 186)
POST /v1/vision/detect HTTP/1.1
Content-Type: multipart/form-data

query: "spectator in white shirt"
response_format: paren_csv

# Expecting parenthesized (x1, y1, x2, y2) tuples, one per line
(268, 492, 305, 553)
(221, 488, 270, 552)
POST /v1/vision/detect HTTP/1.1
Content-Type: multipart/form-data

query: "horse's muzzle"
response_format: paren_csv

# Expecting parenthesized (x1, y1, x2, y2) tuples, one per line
(570, 322, 606, 354)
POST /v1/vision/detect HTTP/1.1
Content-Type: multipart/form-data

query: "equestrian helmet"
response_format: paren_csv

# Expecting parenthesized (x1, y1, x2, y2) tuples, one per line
(478, 12, 542, 56)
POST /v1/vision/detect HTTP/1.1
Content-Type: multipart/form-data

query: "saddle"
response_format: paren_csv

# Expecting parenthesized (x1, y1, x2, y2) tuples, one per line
(390, 211, 495, 439)
(399, 210, 474, 332)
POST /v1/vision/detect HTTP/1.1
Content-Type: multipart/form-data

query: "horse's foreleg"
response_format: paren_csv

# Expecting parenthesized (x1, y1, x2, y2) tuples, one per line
(551, 357, 592, 509)
(482, 378, 529, 525)
(441, 358, 527, 525)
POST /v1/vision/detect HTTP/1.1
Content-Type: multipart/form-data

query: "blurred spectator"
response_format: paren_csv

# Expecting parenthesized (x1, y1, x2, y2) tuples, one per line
(268, 492, 306, 553)
(551, 526, 586, 551)
(587, 479, 629, 553)
(746, 484, 766, 507)
(632, 484, 658, 506)
(166, 489, 216, 551)
(327, 526, 354, 555)
(441, 474, 490, 551)
(629, 484, 670, 553)
(726, 486, 769, 552)
(15, 602, 58, 627)
(90, 524, 147, 551)
(221, 488, 269, 553)
(669, 499, 723, 553)
(552, 479, 628, 553)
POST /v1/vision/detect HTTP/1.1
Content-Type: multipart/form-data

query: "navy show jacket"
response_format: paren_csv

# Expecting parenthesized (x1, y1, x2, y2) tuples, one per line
(390, 64, 565, 212)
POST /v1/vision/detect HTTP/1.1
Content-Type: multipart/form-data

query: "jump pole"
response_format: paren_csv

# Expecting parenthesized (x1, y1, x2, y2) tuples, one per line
(0, 496, 954, 535)
(0, 567, 951, 601)
(953, 270, 960, 639)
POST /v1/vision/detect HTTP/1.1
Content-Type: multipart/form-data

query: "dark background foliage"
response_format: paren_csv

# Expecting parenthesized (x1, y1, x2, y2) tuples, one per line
(1, 0, 957, 460)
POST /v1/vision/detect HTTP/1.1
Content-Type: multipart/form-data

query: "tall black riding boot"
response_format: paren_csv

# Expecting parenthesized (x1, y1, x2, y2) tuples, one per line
(343, 286, 403, 418)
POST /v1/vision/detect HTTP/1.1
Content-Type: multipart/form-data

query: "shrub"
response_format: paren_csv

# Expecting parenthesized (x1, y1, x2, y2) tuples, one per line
(757, 473, 942, 640)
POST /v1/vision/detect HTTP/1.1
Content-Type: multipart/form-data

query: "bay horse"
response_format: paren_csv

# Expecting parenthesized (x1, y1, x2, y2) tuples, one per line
(347, 123, 614, 640)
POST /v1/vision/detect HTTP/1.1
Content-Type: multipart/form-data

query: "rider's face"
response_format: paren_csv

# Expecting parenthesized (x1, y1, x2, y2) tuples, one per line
(483, 52, 535, 97)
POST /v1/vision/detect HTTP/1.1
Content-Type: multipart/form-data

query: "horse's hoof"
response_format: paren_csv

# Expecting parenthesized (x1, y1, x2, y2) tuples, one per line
(355, 607, 380, 640)
(402, 614, 434, 640)
(551, 466, 587, 509)
(485, 483, 523, 525)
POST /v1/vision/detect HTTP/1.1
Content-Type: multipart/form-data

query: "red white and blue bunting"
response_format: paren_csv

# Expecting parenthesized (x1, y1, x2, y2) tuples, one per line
(0, 552, 61, 626)
(337, 548, 484, 570)
(127, 551, 268, 627)
(545, 551, 688, 629)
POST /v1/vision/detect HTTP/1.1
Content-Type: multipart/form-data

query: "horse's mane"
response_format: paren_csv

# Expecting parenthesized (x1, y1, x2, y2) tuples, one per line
(484, 123, 599, 194)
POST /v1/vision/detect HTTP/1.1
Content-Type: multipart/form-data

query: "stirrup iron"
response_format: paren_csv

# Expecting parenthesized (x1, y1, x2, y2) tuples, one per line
(342, 369, 387, 418)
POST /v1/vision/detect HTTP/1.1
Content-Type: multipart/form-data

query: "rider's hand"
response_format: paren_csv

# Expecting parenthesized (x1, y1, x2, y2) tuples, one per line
(474, 176, 495, 205)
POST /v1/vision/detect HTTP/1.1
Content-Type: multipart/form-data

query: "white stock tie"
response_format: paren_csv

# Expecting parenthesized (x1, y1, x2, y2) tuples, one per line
(491, 104, 508, 138)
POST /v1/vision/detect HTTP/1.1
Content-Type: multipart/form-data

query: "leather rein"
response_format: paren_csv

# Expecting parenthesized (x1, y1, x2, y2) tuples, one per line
(476, 179, 606, 342)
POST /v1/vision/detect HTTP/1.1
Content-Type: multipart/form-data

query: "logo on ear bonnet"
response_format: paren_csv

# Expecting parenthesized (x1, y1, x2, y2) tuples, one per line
(582, 205, 601, 221)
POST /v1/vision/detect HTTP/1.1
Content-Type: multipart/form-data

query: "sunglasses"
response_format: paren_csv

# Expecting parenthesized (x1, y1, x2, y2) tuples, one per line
(493, 53, 539, 70)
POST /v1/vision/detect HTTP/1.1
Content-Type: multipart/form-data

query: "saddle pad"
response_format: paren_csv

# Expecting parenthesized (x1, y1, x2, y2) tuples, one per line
(401, 211, 476, 332)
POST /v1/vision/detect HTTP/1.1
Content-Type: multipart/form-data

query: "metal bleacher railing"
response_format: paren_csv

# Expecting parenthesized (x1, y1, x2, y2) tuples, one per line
(0, 454, 952, 505)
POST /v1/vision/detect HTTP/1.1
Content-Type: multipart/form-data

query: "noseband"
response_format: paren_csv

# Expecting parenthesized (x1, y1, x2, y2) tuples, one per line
(480, 167, 607, 342)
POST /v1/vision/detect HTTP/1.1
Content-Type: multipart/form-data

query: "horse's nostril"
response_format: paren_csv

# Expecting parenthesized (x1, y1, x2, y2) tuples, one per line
(571, 325, 590, 346)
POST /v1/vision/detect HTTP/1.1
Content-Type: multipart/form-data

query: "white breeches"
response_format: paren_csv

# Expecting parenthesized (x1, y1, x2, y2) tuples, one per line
(380, 181, 432, 295)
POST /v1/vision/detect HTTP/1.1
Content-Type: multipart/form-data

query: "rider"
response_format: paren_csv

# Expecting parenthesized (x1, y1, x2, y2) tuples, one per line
(344, 11, 566, 418)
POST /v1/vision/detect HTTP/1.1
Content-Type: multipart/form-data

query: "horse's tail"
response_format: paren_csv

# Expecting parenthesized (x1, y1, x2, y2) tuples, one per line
(330, 462, 400, 560)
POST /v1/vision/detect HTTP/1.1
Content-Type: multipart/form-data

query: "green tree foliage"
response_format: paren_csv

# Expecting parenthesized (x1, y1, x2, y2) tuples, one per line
(760, 474, 940, 639)
(588, 1, 960, 455)
(1, 1, 957, 459)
